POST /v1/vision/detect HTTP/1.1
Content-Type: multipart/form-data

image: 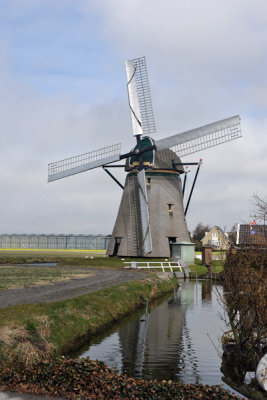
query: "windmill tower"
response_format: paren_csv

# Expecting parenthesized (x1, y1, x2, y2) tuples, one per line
(48, 57, 242, 258)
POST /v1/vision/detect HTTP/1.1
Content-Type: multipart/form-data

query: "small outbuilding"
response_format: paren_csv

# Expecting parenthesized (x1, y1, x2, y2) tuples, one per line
(201, 226, 231, 251)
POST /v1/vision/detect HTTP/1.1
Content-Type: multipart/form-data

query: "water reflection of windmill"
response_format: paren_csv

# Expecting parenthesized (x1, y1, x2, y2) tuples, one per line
(48, 57, 242, 257)
(119, 281, 202, 382)
(119, 305, 150, 378)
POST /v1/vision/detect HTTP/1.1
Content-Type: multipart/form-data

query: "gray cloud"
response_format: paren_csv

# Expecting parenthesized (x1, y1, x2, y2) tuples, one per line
(0, 0, 266, 236)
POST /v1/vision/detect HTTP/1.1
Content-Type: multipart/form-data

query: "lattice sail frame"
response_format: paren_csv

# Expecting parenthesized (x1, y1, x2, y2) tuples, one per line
(155, 115, 241, 158)
(130, 57, 156, 136)
(48, 143, 121, 182)
(172, 122, 241, 157)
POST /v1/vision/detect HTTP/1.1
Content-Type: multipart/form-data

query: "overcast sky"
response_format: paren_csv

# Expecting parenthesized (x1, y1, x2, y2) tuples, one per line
(0, 0, 267, 235)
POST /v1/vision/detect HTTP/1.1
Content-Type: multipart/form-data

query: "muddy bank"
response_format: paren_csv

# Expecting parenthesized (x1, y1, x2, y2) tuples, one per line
(0, 391, 64, 400)
(0, 357, 242, 399)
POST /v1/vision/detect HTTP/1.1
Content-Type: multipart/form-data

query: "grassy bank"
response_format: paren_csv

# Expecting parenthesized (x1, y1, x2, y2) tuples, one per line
(0, 275, 176, 366)
(0, 267, 240, 399)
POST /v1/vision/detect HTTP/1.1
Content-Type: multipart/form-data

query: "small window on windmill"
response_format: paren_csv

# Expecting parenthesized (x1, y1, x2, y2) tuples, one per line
(168, 204, 174, 214)
(146, 177, 151, 186)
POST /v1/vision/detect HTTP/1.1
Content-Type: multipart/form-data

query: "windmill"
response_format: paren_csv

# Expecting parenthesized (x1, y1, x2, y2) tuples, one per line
(48, 57, 241, 258)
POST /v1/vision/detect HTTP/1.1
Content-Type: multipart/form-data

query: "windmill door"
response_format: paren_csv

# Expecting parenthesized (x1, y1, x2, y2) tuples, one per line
(113, 237, 122, 256)
(168, 237, 177, 257)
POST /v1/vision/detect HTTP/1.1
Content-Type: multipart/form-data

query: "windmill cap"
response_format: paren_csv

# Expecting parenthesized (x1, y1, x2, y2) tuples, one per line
(125, 136, 184, 173)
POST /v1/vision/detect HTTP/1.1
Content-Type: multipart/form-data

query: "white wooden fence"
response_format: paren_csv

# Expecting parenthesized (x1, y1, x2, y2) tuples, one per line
(124, 261, 183, 273)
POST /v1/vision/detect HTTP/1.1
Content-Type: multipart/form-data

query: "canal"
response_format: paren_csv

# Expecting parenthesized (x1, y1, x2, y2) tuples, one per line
(78, 280, 232, 388)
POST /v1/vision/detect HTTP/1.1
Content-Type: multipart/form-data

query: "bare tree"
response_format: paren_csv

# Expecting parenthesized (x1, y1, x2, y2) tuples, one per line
(192, 222, 211, 241)
(220, 194, 267, 386)
(191, 222, 211, 251)
(220, 249, 267, 383)
(251, 193, 267, 224)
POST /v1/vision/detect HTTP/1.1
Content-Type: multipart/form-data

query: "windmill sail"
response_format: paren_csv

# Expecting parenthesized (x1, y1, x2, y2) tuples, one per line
(155, 115, 241, 157)
(126, 60, 143, 136)
(48, 143, 121, 182)
(126, 57, 156, 136)
(137, 169, 152, 253)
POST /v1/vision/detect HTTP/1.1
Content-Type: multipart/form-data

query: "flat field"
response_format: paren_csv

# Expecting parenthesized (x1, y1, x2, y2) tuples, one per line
(0, 249, 224, 281)
(0, 265, 94, 291)
(0, 248, 106, 259)
(0, 249, 172, 268)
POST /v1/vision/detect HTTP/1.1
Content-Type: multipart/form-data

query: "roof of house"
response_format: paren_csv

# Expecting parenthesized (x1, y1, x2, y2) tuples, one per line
(201, 226, 230, 242)
(237, 224, 267, 246)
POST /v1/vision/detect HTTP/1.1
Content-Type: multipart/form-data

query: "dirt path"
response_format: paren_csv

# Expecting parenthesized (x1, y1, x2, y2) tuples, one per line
(0, 268, 147, 309)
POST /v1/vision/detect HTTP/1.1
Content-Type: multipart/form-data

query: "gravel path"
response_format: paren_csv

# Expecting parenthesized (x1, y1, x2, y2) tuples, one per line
(0, 268, 147, 309)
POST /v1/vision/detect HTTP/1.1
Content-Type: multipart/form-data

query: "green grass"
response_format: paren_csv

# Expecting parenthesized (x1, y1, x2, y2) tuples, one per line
(0, 249, 106, 265)
(189, 258, 224, 276)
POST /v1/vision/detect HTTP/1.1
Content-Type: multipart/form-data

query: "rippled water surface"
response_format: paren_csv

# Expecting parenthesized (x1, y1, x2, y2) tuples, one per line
(80, 280, 229, 386)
